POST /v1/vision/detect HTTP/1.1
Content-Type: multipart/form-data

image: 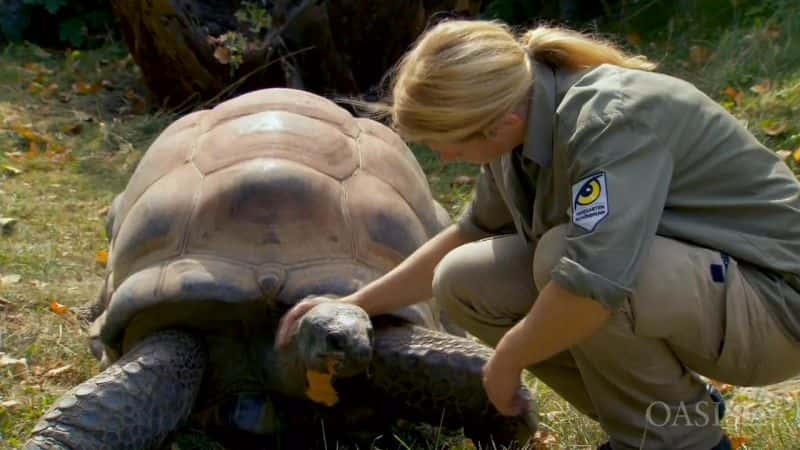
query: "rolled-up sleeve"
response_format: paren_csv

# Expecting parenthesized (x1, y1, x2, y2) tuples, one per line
(551, 111, 672, 310)
(456, 164, 515, 239)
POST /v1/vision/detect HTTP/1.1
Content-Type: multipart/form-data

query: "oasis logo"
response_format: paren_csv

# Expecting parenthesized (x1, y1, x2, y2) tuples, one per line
(571, 172, 609, 232)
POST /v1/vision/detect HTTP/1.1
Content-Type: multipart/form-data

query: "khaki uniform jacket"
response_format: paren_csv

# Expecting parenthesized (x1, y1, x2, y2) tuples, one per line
(457, 63, 800, 340)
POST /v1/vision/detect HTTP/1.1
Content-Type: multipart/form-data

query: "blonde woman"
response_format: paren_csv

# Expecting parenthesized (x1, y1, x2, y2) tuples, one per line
(278, 20, 800, 450)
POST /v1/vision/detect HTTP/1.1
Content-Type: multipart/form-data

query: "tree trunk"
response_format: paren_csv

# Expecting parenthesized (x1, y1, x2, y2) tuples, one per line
(111, 0, 481, 108)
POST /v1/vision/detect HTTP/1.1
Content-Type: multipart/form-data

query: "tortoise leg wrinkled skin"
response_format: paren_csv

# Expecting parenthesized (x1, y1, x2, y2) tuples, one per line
(25, 331, 206, 450)
(369, 317, 538, 447)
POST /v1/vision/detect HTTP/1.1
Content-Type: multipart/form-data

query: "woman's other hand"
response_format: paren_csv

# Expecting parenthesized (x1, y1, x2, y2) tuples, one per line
(482, 351, 528, 416)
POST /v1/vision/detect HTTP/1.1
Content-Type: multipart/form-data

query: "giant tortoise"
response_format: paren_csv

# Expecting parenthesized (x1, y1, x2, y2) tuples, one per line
(25, 88, 538, 449)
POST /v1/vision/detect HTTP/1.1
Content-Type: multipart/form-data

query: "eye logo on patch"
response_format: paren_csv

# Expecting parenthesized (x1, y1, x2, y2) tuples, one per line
(575, 177, 603, 206)
(571, 172, 609, 232)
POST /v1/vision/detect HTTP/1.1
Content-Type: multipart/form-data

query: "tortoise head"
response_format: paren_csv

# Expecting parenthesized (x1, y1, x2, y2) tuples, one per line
(295, 302, 374, 377)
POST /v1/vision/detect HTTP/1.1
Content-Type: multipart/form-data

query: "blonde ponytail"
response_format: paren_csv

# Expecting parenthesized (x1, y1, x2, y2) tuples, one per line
(522, 26, 656, 71)
(354, 20, 655, 144)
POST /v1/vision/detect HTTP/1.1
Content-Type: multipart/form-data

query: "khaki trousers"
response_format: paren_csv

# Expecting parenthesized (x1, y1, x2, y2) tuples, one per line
(432, 225, 800, 450)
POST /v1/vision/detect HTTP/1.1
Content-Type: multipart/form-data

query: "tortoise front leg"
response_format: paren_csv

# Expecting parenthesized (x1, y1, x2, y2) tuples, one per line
(25, 330, 206, 450)
(369, 318, 538, 447)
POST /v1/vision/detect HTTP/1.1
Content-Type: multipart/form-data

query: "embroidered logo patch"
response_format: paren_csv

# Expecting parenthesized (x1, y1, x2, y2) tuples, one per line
(571, 172, 609, 232)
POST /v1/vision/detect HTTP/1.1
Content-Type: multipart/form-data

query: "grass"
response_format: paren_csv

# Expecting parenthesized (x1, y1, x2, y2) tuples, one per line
(0, 42, 175, 448)
(1, 2, 800, 449)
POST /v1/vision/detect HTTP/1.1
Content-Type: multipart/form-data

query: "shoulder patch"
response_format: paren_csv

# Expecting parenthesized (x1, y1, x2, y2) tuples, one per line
(571, 172, 609, 232)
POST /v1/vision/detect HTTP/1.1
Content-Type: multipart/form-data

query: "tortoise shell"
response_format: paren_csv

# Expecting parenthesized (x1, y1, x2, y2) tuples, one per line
(91, 88, 450, 357)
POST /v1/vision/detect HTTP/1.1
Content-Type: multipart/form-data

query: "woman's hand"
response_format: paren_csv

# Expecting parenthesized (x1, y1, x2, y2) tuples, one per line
(275, 295, 340, 349)
(482, 351, 527, 416)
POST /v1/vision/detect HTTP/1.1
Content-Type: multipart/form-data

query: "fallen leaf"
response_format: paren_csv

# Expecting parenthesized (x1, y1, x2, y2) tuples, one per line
(27, 82, 44, 94)
(28, 141, 42, 158)
(776, 150, 791, 160)
(96, 249, 109, 267)
(749, 79, 772, 95)
(73, 111, 93, 122)
(766, 26, 782, 40)
(72, 81, 102, 95)
(214, 46, 232, 65)
(125, 90, 148, 114)
(762, 122, 788, 136)
(451, 175, 476, 186)
(2, 112, 20, 126)
(626, 32, 643, 47)
(32, 46, 51, 58)
(0, 400, 21, 410)
(46, 141, 66, 153)
(47, 148, 74, 164)
(11, 123, 47, 143)
(28, 82, 58, 96)
(723, 87, 744, 106)
(709, 379, 736, 395)
(50, 301, 70, 315)
(1, 274, 22, 285)
(0, 353, 28, 368)
(2, 165, 22, 176)
(43, 364, 74, 378)
(0, 217, 17, 234)
(689, 45, 712, 66)
(23, 62, 53, 77)
(730, 435, 751, 450)
(43, 83, 59, 96)
(532, 430, 558, 449)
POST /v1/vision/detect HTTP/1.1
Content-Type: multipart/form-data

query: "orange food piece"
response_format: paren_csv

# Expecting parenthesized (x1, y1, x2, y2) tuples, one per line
(305, 369, 339, 406)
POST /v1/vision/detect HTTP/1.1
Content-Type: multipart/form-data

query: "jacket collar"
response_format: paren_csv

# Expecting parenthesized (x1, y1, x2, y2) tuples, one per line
(521, 61, 587, 167)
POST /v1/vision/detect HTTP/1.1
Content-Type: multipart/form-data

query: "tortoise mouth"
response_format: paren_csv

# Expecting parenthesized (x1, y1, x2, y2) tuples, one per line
(309, 347, 372, 378)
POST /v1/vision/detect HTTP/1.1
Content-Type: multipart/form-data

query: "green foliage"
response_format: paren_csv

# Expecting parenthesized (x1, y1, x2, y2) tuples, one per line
(0, 0, 114, 48)
(235, 1, 273, 34)
(209, 2, 274, 74)
(28, 0, 67, 15)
